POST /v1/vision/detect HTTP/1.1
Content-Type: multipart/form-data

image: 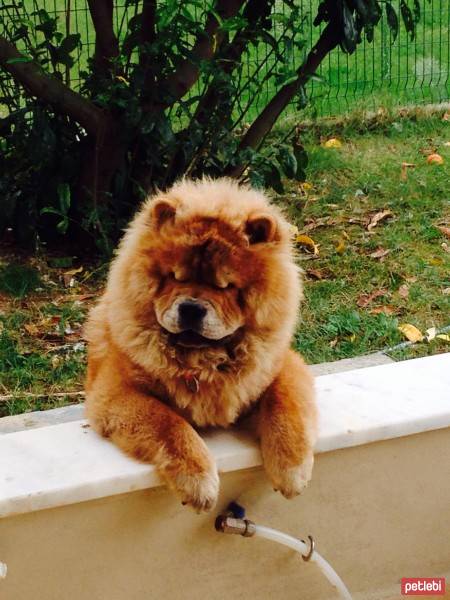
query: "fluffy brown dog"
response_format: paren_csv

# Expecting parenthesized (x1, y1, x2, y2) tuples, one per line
(85, 178, 316, 511)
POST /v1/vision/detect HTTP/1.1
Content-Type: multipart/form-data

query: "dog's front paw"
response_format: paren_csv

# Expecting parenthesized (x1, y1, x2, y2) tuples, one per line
(265, 452, 314, 499)
(162, 458, 220, 512)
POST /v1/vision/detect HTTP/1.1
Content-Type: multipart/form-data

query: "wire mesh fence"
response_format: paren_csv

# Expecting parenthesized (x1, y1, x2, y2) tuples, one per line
(1, 0, 449, 118)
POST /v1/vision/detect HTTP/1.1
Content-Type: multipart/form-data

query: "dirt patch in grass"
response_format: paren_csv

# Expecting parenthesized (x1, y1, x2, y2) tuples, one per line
(0, 114, 448, 416)
(0, 252, 106, 416)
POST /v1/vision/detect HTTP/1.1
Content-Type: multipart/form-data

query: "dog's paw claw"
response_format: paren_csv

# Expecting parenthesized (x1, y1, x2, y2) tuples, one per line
(267, 453, 314, 499)
(172, 467, 220, 512)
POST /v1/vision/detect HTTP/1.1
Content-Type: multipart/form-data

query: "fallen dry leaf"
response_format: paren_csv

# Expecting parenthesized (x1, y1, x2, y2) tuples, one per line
(51, 355, 61, 369)
(425, 327, 437, 341)
(335, 238, 346, 254)
(296, 234, 319, 256)
(437, 334, 450, 342)
(398, 323, 423, 343)
(369, 247, 390, 260)
(306, 268, 334, 280)
(63, 266, 83, 288)
(370, 305, 397, 315)
(367, 210, 393, 231)
(398, 284, 409, 299)
(443, 288, 450, 295)
(302, 216, 341, 233)
(357, 289, 388, 308)
(419, 145, 436, 156)
(442, 243, 450, 254)
(436, 225, 450, 239)
(400, 162, 415, 181)
(323, 138, 342, 149)
(116, 75, 129, 85)
(348, 217, 366, 225)
(444, 141, 450, 147)
(442, 112, 450, 122)
(24, 323, 39, 336)
(66, 293, 97, 302)
(329, 338, 338, 348)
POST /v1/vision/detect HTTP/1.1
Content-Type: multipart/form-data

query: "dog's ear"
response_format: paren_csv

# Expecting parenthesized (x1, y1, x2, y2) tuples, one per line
(152, 199, 176, 228)
(245, 213, 278, 244)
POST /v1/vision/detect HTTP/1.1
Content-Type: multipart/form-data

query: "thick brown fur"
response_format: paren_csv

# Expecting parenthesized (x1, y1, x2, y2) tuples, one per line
(85, 178, 317, 511)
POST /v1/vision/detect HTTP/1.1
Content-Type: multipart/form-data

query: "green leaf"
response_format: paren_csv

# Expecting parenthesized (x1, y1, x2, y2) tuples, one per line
(413, 0, 421, 23)
(367, 0, 382, 25)
(310, 73, 327, 84)
(365, 23, 374, 43)
(353, 0, 369, 23)
(296, 85, 308, 110)
(249, 170, 265, 190)
(277, 147, 297, 179)
(341, 1, 358, 54)
(293, 142, 308, 180)
(35, 13, 58, 40)
(59, 33, 81, 55)
(385, 2, 399, 41)
(6, 56, 33, 64)
(56, 217, 69, 234)
(400, 0, 415, 40)
(265, 164, 284, 194)
(40, 207, 62, 216)
(57, 183, 71, 215)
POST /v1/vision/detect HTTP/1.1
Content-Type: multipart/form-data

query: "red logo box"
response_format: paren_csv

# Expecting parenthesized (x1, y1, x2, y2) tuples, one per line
(401, 578, 446, 596)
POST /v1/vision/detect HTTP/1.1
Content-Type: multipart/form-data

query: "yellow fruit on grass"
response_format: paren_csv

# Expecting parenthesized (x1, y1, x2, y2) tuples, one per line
(426, 153, 444, 165)
(323, 138, 342, 149)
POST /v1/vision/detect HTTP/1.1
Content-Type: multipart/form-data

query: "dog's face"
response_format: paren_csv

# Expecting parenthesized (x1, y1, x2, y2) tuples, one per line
(151, 201, 279, 350)
(110, 179, 299, 364)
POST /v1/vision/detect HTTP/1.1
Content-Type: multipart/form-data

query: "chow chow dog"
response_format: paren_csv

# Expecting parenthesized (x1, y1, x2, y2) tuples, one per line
(85, 178, 316, 511)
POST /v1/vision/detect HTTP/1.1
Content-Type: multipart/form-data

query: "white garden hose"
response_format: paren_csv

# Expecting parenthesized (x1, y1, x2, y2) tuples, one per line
(215, 503, 352, 600)
(254, 525, 352, 600)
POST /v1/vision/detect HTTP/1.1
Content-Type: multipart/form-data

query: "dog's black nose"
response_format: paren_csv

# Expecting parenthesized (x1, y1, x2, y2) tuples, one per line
(178, 300, 207, 330)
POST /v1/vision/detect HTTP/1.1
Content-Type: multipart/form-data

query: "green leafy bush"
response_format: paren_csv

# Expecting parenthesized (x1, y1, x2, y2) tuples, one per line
(0, 0, 418, 253)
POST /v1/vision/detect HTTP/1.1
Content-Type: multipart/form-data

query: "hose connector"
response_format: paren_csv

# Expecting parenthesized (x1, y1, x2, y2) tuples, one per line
(215, 515, 256, 537)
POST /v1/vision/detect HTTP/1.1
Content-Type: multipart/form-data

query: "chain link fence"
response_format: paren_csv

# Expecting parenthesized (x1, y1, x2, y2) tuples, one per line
(2, 0, 450, 118)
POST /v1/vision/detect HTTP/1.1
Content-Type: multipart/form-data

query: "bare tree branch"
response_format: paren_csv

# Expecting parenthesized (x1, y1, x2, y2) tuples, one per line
(227, 23, 341, 178)
(140, 0, 157, 99)
(87, 0, 120, 76)
(159, 0, 246, 108)
(0, 35, 104, 135)
(191, 0, 274, 128)
(140, 0, 157, 61)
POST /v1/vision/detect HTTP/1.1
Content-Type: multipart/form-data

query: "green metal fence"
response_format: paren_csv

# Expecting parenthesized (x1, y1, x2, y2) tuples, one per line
(307, 0, 450, 115)
(2, 0, 450, 118)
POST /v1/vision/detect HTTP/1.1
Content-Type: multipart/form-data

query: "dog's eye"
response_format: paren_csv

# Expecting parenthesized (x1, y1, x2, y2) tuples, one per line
(215, 281, 235, 290)
(171, 268, 189, 282)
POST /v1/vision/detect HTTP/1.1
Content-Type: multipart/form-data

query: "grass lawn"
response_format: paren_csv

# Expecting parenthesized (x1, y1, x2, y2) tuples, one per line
(0, 112, 449, 416)
(283, 112, 449, 363)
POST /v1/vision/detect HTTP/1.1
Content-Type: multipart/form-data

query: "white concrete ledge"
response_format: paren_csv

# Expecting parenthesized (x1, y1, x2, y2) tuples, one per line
(0, 353, 449, 519)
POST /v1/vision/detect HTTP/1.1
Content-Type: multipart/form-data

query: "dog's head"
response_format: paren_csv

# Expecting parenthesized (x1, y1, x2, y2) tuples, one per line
(108, 178, 301, 366)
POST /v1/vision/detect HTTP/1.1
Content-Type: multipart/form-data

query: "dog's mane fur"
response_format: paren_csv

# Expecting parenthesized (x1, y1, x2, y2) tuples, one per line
(85, 177, 302, 427)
